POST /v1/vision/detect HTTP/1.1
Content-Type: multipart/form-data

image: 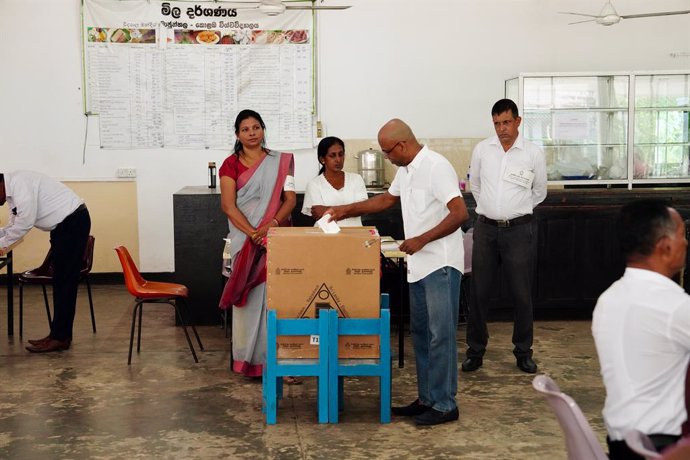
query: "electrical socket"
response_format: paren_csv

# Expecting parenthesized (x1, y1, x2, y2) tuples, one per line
(116, 168, 137, 178)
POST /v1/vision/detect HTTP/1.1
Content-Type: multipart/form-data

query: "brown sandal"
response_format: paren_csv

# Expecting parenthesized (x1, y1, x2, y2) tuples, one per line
(283, 376, 303, 385)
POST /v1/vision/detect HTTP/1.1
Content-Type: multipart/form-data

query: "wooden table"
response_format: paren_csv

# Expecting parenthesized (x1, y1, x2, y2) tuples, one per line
(0, 239, 23, 336)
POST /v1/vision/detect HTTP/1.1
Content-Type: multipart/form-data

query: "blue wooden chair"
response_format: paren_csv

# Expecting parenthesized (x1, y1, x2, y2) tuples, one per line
(327, 293, 391, 423)
(263, 309, 331, 424)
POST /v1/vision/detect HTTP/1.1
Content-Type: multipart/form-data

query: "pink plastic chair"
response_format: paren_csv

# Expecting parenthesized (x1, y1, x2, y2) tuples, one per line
(533, 375, 608, 460)
(624, 430, 661, 459)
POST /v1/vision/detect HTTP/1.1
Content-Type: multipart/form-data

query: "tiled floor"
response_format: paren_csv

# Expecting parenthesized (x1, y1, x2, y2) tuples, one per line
(0, 284, 606, 459)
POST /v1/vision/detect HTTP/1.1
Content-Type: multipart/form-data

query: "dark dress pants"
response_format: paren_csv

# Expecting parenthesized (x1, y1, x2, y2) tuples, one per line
(607, 435, 680, 460)
(49, 207, 91, 341)
(466, 217, 534, 359)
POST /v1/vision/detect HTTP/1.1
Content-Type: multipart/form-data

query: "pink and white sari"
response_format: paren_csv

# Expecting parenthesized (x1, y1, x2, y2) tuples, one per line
(220, 150, 293, 376)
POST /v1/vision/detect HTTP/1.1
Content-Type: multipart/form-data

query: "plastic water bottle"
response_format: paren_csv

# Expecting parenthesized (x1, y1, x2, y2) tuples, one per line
(222, 238, 232, 277)
(208, 162, 217, 189)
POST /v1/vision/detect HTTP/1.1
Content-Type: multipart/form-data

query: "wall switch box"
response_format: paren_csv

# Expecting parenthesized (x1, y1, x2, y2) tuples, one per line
(116, 168, 136, 178)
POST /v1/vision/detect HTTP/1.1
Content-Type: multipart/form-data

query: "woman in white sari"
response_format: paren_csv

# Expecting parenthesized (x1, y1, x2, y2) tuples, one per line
(219, 109, 296, 377)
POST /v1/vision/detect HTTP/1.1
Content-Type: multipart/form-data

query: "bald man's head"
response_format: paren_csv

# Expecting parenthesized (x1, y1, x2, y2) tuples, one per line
(378, 119, 414, 144)
(378, 119, 421, 167)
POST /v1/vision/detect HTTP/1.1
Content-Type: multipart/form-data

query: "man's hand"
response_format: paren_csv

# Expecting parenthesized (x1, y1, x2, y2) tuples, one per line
(399, 236, 428, 255)
(323, 205, 349, 222)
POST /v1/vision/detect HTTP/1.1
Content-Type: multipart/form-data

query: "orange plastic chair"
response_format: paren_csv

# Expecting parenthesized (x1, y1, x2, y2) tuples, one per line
(18, 235, 97, 337)
(114, 246, 203, 364)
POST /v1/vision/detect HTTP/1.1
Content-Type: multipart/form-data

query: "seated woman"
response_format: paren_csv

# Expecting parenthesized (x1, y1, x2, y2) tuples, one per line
(218, 109, 296, 378)
(302, 136, 368, 226)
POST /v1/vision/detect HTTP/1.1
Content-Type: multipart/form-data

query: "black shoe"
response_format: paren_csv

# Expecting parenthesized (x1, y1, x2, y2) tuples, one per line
(517, 356, 537, 373)
(415, 407, 459, 426)
(392, 399, 431, 417)
(461, 357, 483, 372)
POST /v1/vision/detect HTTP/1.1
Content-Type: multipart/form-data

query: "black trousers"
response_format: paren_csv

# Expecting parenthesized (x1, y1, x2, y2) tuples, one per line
(607, 434, 680, 460)
(466, 217, 535, 359)
(49, 206, 91, 341)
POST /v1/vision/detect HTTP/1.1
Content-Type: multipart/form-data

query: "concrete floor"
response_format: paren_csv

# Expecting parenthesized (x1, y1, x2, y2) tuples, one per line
(0, 283, 607, 459)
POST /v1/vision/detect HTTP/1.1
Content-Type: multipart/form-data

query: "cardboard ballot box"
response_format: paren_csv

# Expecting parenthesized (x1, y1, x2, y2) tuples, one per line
(266, 227, 381, 359)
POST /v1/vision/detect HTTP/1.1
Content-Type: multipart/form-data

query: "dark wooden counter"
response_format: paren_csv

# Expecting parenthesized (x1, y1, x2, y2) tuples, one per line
(173, 186, 690, 324)
(173, 187, 227, 325)
(466, 188, 690, 319)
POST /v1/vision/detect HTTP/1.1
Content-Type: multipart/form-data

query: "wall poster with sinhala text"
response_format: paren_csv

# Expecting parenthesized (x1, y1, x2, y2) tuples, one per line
(83, 0, 314, 150)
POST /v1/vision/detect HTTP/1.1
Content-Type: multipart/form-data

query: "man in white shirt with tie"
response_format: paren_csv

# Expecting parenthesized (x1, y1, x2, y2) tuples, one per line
(0, 171, 91, 353)
(462, 99, 547, 374)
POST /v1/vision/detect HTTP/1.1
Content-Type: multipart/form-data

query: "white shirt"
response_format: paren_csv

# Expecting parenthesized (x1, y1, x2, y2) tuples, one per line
(388, 145, 463, 283)
(592, 267, 690, 440)
(302, 172, 368, 227)
(470, 133, 547, 220)
(0, 171, 84, 248)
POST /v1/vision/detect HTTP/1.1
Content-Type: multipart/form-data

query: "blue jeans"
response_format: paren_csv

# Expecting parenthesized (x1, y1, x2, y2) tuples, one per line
(409, 266, 461, 412)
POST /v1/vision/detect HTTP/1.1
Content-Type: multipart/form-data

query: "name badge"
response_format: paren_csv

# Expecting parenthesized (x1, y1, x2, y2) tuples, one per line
(504, 166, 535, 188)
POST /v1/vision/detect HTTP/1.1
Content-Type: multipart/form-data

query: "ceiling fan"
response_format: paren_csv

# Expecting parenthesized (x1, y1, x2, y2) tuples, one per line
(561, 1, 690, 26)
(233, 0, 351, 16)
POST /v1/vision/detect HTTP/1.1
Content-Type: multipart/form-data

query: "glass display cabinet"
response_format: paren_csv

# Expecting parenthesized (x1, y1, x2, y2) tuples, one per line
(506, 72, 690, 187)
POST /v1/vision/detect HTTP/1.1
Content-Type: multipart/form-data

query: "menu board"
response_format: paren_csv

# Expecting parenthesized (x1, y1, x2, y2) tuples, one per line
(83, 0, 313, 150)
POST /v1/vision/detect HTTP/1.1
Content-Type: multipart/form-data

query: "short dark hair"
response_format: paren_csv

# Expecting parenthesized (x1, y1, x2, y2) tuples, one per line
(491, 99, 519, 118)
(316, 136, 344, 175)
(617, 199, 677, 258)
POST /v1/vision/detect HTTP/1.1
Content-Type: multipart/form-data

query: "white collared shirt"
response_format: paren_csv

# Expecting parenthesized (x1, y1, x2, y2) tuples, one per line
(0, 171, 84, 248)
(302, 172, 368, 227)
(388, 145, 463, 283)
(592, 267, 690, 440)
(470, 133, 547, 220)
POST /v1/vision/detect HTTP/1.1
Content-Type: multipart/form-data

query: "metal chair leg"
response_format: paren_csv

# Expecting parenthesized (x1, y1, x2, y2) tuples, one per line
(178, 298, 203, 351)
(85, 276, 96, 333)
(128, 301, 143, 365)
(19, 282, 24, 338)
(171, 300, 199, 363)
(42, 285, 52, 325)
(137, 304, 143, 353)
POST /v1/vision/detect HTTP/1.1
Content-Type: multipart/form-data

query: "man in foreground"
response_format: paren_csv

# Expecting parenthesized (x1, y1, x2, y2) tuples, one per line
(593, 199, 690, 458)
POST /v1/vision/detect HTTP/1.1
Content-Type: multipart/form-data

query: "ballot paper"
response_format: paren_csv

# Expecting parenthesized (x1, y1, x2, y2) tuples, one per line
(316, 213, 340, 234)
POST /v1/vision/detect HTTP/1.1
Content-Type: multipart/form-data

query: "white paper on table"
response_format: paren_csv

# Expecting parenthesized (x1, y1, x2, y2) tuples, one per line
(381, 241, 401, 252)
(316, 213, 340, 234)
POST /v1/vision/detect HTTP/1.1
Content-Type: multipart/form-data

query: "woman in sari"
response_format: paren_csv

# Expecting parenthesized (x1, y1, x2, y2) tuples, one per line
(219, 109, 296, 377)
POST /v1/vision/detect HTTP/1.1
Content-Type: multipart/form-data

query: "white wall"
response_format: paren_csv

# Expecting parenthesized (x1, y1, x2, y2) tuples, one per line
(1, 0, 689, 271)
(317, 0, 690, 138)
